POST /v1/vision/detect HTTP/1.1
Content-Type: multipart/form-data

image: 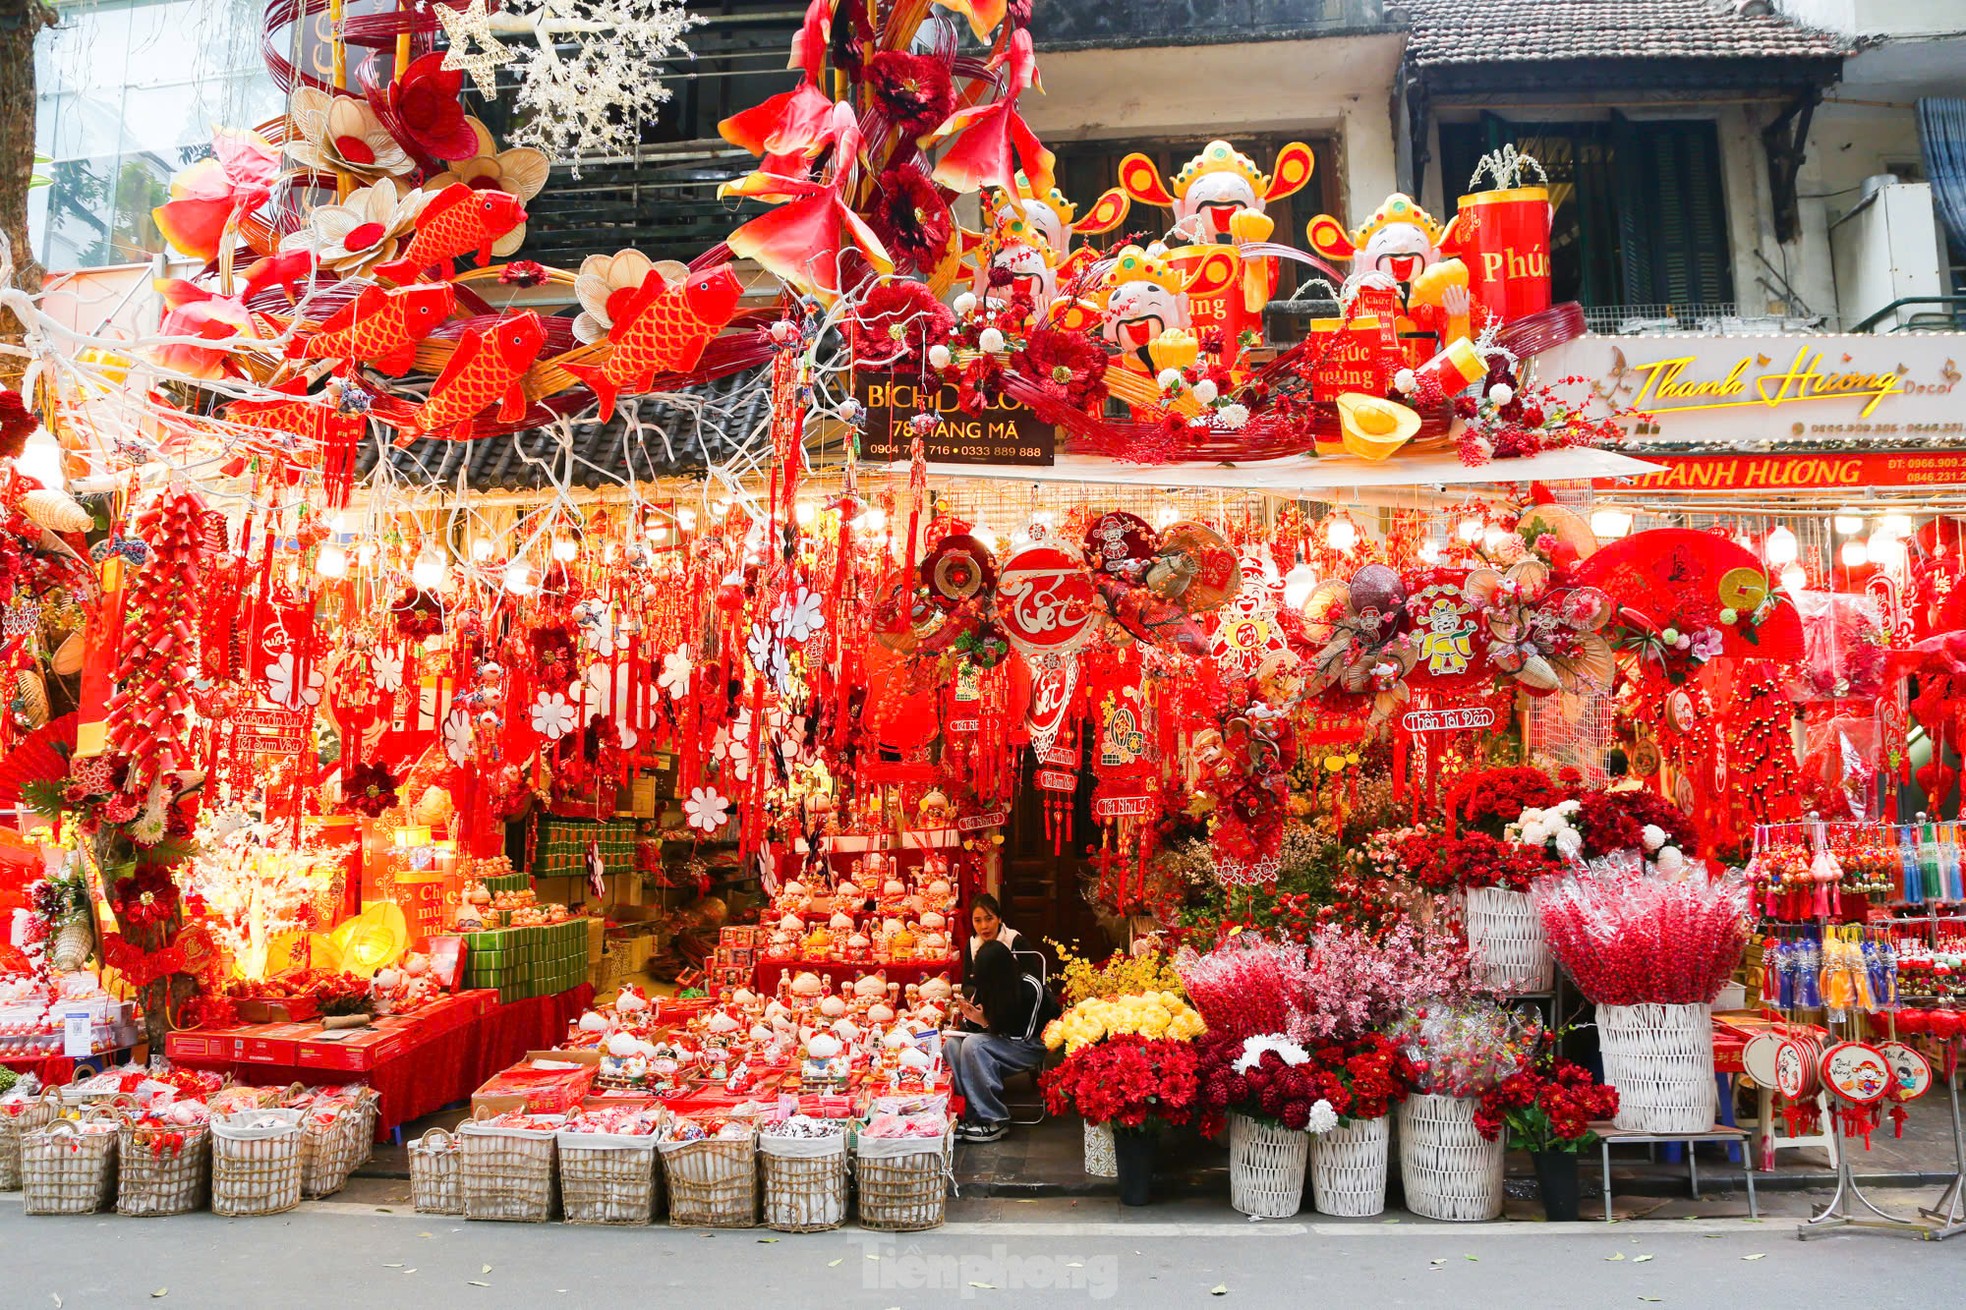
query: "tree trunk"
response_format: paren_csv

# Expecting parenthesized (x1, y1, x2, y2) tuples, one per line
(0, 1, 56, 386)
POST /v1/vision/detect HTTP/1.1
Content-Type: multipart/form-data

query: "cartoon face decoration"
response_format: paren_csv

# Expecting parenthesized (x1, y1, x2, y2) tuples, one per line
(1081, 244, 1238, 358)
(990, 240, 1056, 314)
(1103, 276, 1188, 352)
(1306, 193, 1446, 286)
(1115, 140, 1315, 245)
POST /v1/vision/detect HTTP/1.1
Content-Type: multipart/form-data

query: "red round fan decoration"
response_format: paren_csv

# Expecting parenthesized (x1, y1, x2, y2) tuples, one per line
(1570, 529, 1803, 661)
(0, 712, 76, 805)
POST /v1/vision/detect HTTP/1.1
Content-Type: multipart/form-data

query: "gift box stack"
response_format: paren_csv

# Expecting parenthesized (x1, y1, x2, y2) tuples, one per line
(710, 927, 759, 992)
(461, 919, 593, 1003)
(534, 817, 642, 876)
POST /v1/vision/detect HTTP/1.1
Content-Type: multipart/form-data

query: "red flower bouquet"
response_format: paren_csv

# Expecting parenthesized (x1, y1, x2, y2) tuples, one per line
(1011, 327, 1109, 412)
(1475, 1058, 1619, 1150)
(1196, 1033, 1339, 1134)
(1445, 766, 1561, 839)
(1572, 786, 1700, 860)
(851, 279, 954, 368)
(1041, 1034, 1203, 1132)
(1411, 830, 1561, 895)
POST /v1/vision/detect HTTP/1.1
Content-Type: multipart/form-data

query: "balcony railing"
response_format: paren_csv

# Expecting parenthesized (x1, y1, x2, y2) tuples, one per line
(1029, 0, 1405, 49)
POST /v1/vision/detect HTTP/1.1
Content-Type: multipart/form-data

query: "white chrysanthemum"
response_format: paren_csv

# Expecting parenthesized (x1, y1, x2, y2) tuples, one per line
(1641, 824, 1668, 852)
(1554, 828, 1584, 859)
(1305, 1100, 1339, 1135)
(1233, 1034, 1310, 1073)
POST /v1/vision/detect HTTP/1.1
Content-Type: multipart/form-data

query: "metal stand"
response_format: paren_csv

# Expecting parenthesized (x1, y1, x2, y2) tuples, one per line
(1798, 1103, 1939, 1241)
(1917, 1062, 1966, 1239)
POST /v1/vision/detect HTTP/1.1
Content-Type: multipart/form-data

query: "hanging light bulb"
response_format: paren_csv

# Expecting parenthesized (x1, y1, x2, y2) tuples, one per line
(1879, 512, 1914, 538)
(470, 536, 493, 562)
(551, 536, 579, 562)
(1779, 563, 1807, 592)
(1832, 512, 1865, 536)
(1481, 527, 1511, 554)
(502, 561, 534, 595)
(677, 508, 697, 530)
(1155, 504, 1179, 529)
(1456, 516, 1483, 543)
(315, 543, 349, 579)
(1418, 538, 1442, 564)
(1589, 509, 1633, 539)
(1868, 531, 1906, 572)
(356, 542, 377, 568)
(1840, 538, 1869, 568)
(794, 500, 817, 527)
(328, 513, 347, 534)
(1325, 518, 1358, 552)
(972, 525, 998, 552)
(411, 548, 446, 590)
(13, 430, 63, 485)
(861, 507, 887, 531)
(1764, 526, 1798, 564)
(1283, 562, 1317, 610)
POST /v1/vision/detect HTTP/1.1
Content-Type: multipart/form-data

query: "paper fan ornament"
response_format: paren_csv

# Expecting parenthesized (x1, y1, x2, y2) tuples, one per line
(1300, 564, 1416, 698)
(1513, 502, 1600, 567)
(1463, 561, 1615, 695)
(1571, 529, 1803, 661)
(1148, 522, 1240, 613)
(0, 712, 76, 804)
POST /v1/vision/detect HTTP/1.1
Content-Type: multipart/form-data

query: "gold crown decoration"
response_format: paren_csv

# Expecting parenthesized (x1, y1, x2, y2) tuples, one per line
(1013, 171, 1077, 229)
(1171, 140, 1269, 202)
(1350, 193, 1442, 248)
(1106, 244, 1186, 294)
(982, 189, 1044, 247)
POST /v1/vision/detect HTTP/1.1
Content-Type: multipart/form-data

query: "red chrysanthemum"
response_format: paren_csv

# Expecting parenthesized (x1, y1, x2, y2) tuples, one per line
(1012, 327, 1108, 411)
(867, 168, 954, 275)
(851, 279, 954, 369)
(866, 50, 956, 138)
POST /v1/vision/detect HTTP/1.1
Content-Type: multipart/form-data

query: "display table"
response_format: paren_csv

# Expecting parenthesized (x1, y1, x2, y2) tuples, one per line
(1594, 1122, 1758, 1221)
(165, 984, 594, 1141)
(750, 957, 961, 997)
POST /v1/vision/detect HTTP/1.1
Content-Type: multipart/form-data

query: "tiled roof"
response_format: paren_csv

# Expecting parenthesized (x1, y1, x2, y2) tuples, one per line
(1404, 0, 1850, 67)
(360, 366, 772, 491)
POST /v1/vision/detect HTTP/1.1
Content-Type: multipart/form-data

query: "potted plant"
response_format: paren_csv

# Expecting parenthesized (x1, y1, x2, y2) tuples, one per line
(1041, 1034, 1203, 1206)
(1303, 1032, 1419, 1217)
(1046, 947, 1192, 1176)
(1476, 1056, 1619, 1221)
(1196, 1033, 1338, 1218)
(1534, 863, 1748, 1132)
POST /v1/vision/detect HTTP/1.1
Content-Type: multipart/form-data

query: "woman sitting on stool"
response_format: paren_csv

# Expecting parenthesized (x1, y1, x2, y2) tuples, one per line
(948, 939, 1058, 1143)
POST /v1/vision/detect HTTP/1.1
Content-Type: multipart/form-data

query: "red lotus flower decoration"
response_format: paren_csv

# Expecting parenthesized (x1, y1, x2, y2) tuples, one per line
(389, 53, 482, 163)
(866, 50, 956, 138)
(923, 29, 1054, 199)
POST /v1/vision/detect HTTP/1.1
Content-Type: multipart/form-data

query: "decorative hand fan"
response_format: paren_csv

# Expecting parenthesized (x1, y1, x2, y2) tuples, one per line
(0, 712, 76, 804)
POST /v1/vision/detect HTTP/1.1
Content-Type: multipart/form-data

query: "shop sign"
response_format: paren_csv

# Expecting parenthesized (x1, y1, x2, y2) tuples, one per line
(853, 373, 1055, 467)
(1538, 334, 1965, 446)
(1594, 448, 1966, 491)
(1401, 705, 1497, 734)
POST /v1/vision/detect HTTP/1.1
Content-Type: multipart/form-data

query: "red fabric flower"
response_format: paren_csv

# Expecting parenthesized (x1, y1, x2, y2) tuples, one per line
(1012, 327, 1108, 411)
(867, 168, 954, 275)
(851, 279, 953, 369)
(389, 53, 481, 162)
(340, 761, 400, 817)
(866, 50, 956, 138)
(0, 387, 36, 460)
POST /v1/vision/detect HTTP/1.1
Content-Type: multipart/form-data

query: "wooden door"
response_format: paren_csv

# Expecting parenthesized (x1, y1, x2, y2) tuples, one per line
(998, 748, 1113, 965)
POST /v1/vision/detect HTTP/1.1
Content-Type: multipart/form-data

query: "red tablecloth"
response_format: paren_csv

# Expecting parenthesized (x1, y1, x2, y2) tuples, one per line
(187, 985, 595, 1141)
(750, 958, 960, 997)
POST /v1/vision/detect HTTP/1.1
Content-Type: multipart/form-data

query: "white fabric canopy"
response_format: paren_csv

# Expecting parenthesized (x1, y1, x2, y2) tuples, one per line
(883, 445, 1664, 493)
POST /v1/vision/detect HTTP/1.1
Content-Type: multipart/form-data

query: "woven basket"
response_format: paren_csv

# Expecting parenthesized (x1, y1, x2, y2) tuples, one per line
(1082, 1120, 1117, 1177)
(1311, 1114, 1389, 1217)
(410, 1127, 463, 1215)
(0, 1091, 60, 1190)
(116, 1123, 211, 1217)
(759, 1133, 848, 1233)
(1227, 1112, 1309, 1219)
(460, 1119, 559, 1223)
(1464, 887, 1553, 992)
(211, 1109, 305, 1217)
(353, 1089, 380, 1165)
(21, 1113, 119, 1215)
(1397, 1093, 1503, 1222)
(300, 1105, 368, 1199)
(855, 1132, 952, 1232)
(558, 1132, 660, 1226)
(1597, 1002, 1716, 1133)
(659, 1133, 757, 1228)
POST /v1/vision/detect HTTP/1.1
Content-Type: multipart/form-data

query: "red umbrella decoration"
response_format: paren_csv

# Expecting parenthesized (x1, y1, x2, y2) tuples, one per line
(1571, 528, 1804, 664)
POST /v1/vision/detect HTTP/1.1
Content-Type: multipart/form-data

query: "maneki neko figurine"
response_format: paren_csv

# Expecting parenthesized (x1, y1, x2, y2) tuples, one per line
(1305, 194, 1472, 361)
(1109, 140, 1316, 364)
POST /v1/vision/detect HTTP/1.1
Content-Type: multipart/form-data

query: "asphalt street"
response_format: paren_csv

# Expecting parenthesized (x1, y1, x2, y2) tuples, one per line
(6, 1194, 1963, 1309)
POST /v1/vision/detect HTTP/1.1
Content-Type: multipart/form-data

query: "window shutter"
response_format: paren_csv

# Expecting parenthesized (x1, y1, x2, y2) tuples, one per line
(1610, 112, 1658, 309)
(1631, 119, 1734, 310)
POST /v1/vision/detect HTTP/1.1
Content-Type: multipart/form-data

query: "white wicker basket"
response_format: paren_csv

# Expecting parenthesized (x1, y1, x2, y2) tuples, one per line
(1227, 1112, 1308, 1218)
(1082, 1121, 1116, 1178)
(1311, 1114, 1388, 1217)
(1397, 1094, 1503, 1222)
(1464, 886, 1553, 992)
(1597, 1002, 1715, 1133)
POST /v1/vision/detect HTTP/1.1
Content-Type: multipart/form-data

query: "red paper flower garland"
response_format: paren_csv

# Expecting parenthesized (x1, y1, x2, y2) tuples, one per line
(107, 486, 211, 794)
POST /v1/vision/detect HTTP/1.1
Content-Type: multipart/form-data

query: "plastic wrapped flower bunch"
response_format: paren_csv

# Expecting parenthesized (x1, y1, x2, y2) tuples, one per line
(1386, 997, 1541, 1098)
(1042, 991, 1205, 1055)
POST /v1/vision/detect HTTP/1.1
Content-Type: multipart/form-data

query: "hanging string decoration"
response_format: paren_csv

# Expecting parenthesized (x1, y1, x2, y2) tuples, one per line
(107, 486, 212, 795)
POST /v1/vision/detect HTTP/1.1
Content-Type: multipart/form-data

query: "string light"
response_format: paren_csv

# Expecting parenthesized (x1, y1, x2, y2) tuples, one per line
(315, 543, 348, 579)
(411, 549, 446, 590)
(1325, 518, 1357, 552)
(1840, 538, 1868, 568)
